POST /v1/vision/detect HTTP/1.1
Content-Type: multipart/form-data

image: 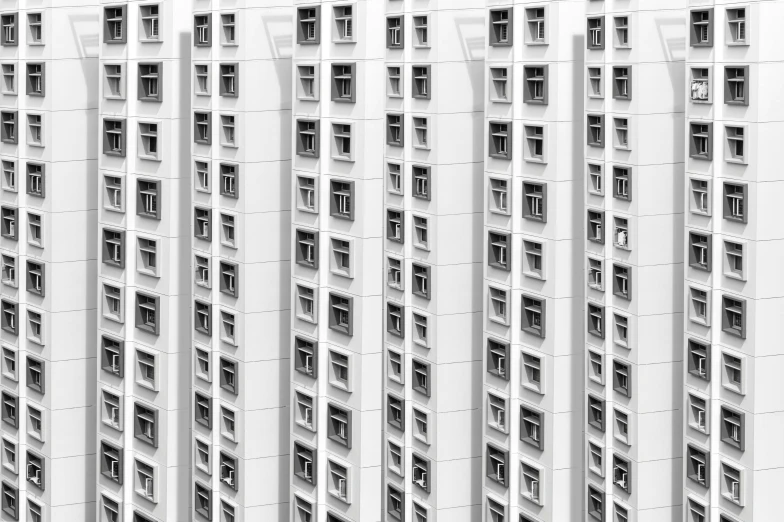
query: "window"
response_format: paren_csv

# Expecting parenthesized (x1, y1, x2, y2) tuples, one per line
(1, 63, 14, 95)
(194, 64, 210, 96)
(612, 66, 631, 100)
(614, 118, 630, 149)
(587, 114, 604, 147)
(101, 335, 123, 377)
(690, 67, 711, 103)
(489, 178, 509, 215)
(521, 461, 542, 504)
(194, 207, 211, 240)
(194, 13, 211, 46)
(294, 336, 317, 378)
(386, 302, 403, 338)
(587, 16, 605, 49)
(413, 215, 429, 249)
(220, 13, 236, 45)
(331, 64, 355, 103)
(101, 495, 121, 522)
(412, 453, 430, 492)
(386, 16, 403, 49)
(220, 114, 236, 147)
(488, 230, 510, 270)
(520, 405, 544, 450)
(687, 444, 709, 487)
(194, 346, 210, 383)
(100, 441, 123, 484)
(615, 313, 630, 348)
(613, 16, 630, 48)
(688, 231, 711, 272)
(297, 175, 317, 212)
(1, 160, 15, 192)
(387, 256, 403, 290)
(725, 125, 746, 163)
(26, 212, 42, 248)
(523, 125, 546, 162)
(613, 454, 631, 494)
(101, 228, 124, 267)
(296, 119, 319, 157)
(25, 63, 44, 96)
(486, 444, 508, 486)
(726, 7, 747, 45)
(1, 391, 17, 428)
(135, 292, 159, 335)
(100, 64, 125, 102)
(612, 360, 631, 398)
(387, 439, 403, 476)
(489, 121, 511, 159)
(220, 213, 236, 247)
(690, 177, 710, 214)
(294, 284, 316, 324)
(587, 66, 603, 98)
(134, 458, 156, 501)
(724, 240, 745, 280)
(329, 293, 353, 336)
(688, 339, 711, 381)
(524, 7, 547, 45)
(521, 294, 545, 338)
(194, 300, 211, 336)
(27, 113, 43, 146)
(194, 482, 211, 519)
(26, 356, 44, 394)
(412, 359, 430, 397)
(688, 393, 709, 434)
(387, 349, 404, 385)
(407, 263, 429, 301)
(484, 336, 510, 380)
(586, 441, 604, 479)
(522, 181, 547, 221)
(720, 405, 745, 450)
(219, 452, 238, 491)
(720, 461, 744, 506)
(587, 302, 605, 338)
(689, 121, 712, 160)
(327, 403, 352, 448)
(26, 309, 43, 344)
(0, 300, 16, 335)
(587, 394, 605, 432)
(104, 6, 126, 44)
(103, 118, 126, 156)
(387, 485, 403, 520)
(295, 228, 318, 269)
(722, 351, 745, 396)
(334, 5, 354, 43)
(328, 180, 354, 220)
(412, 65, 431, 100)
(1, 346, 16, 381)
(387, 393, 404, 431)
(690, 9, 713, 47)
(328, 350, 351, 392)
(103, 175, 125, 212)
(488, 286, 509, 325)
(26, 260, 44, 297)
(387, 66, 402, 97)
(193, 112, 211, 145)
(219, 261, 238, 297)
(330, 123, 353, 161)
(588, 349, 604, 385)
(0, 111, 16, 143)
(298, 7, 320, 45)
(387, 113, 403, 146)
(295, 497, 315, 522)
(689, 287, 710, 326)
(140, 4, 160, 41)
(489, 9, 512, 46)
(724, 66, 748, 105)
(411, 117, 429, 149)
(488, 393, 507, 433)
(587, 209, 604, 244)
(137, 179, 160, 219)
(489, 66, 510, 103)
(26, 451, 44, 490)
(413, 14, 428, 47)
(723, 182, 747, 223)
(387, 209, 404, 243)
(612, 264, 631, 300)
(614, 408, 630, 445)
(722, 295, 746, 338)
(134, 402, 158, 447)
(522, 65, 548, 104)
(102, 389, 122, 431)
(327, 460, 350, 503)
(138, 63, 161, 102)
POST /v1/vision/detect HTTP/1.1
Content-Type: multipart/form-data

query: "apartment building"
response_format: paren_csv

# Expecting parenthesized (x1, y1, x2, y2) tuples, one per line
(382, 2, 485, 522)
(290, 2, 385, 522)
(584, 2, 687, 521)
(483, 1, 585, 522)
(191, 2, 292, 521)
(96, 2, 191, 522)
(683, 3, 784, 522)
(0, 2, 99, 522)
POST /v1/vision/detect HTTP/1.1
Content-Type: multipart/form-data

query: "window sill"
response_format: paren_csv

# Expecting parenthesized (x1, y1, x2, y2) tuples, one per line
(330, 269, 352, 280)
(688, 421, 708, 435)
(614, 434, 630, 446)
(725, 158, 747, 165)
(136, 379, 157, 392)
(724, 271, 746, 282)
(138, 155, 161, 162)
(524, 41, 548, 47)
(296, 419, 316, 433)
(691, 99, 711, 105)
(331, 155, 354, 163)
(27, 142, 44, 148)
(726, 41, 749, 47)
(588, 375, 603, 386)
(490, 97, 512, 104)
(1, 281, 17, 289)
(721, 493, 743, 507)
(521, 382, 544, 395)
(721, 327, 745, 339)
(221, 42, 239, 47)
(614, 339, 629, 350)
(137, 269, 159, 278)
(220, 336, 237, 347)
(334, 39, 357, 45)
(587, 142, 604, 149)
(489, 316, 508, 327)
